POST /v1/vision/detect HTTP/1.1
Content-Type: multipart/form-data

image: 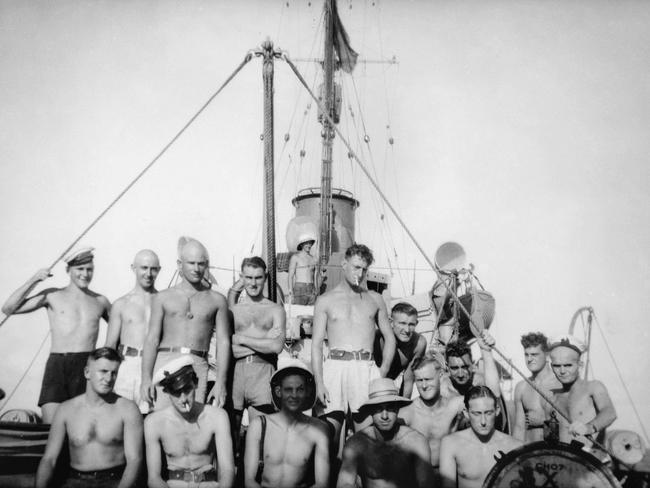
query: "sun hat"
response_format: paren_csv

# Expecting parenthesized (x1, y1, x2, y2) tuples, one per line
(270, 359, 316, 410)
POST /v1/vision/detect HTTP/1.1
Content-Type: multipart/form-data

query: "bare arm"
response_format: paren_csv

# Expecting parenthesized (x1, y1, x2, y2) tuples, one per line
(141, 294, 164, 405)
(233, 306, 286, 355)
(227, 278, 244, 308)
(243, 416, 263, 488)
(104, 299, 124, 349)
(288, 255, 298, 297)
(512, 381, 526, 441)
(439, 435, 458, 488)
(118, 401, 144, 488)
(374, 294, 396, 378)
(144, 415, 169, 488)
(100, 295, 111, 324)
(35, 405, 67, 488)
(411, 434, 435, 488)
(212, 407, 235, 488)
(589, 381, 617, 432)
(336, 441, 360, 488)
(2, 269, 53, 316)
(208, 295, 231, 408)
(478, 332, 501, 398)
(402, 336, 426, 398)
(312, 427, 331, 488)
(311, 297, 329, 406)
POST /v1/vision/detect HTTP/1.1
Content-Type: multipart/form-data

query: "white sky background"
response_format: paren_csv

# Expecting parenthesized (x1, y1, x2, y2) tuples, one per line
(0, 0, 648, 436)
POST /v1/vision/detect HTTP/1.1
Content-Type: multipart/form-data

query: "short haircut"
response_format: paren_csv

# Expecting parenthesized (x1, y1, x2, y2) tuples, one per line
(411, 354, 443, 374)
(88, 347, 122, 364)
(520, 332, 549, 351)
(241, 256, 267, 272)
(445, 340, 471, 361)
(391, 302, 418, 317)
(345, 243, 374, 266)
(464, 385, 497, 409)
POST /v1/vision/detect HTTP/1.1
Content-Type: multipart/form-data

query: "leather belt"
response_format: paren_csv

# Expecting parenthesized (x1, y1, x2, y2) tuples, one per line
(68, 464, 125, 480)
(237, 354, 274, 365)
(158, 346, 208, 359)
(167, 468, 217, 482)
(328, 349, 373, 361)
(118, 344, 143, 357)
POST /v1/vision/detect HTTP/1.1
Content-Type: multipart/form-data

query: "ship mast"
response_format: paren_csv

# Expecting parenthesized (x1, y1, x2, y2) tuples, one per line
(318, 0, 336, 268)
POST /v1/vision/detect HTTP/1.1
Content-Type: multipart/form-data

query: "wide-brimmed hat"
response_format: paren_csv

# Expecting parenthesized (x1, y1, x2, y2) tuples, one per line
(270, 359, 316, 411)
(359, 378, 411, 412)
(153, 355, 197, 392)
(549, 334, 586, 356)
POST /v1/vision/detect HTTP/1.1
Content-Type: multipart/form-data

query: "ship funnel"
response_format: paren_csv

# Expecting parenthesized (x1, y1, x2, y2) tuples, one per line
(286, 187, 359, 253)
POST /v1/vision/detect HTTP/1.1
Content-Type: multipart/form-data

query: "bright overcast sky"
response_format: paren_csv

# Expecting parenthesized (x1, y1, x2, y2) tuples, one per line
(0, 0, 648, 436)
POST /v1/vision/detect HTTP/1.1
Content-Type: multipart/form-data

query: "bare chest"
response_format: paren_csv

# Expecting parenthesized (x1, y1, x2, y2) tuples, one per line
(67, 408, 123, 448)
(48, 293, 104, 325)
(264, 423, 315, 466)
(161, 420, 213, 457)
(234, 305, 275, 334)
(412, 404, 458, 438)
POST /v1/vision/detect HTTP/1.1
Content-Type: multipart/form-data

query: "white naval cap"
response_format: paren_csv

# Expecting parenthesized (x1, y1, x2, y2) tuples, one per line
(63, 246, 95, 266)
(152, 355, 195, 387)
(549, 334, 586, 355)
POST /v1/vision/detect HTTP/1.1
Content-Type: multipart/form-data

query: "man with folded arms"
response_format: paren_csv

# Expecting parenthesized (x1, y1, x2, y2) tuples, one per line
(141, 237, 230, 409)
(35, 347, 143, 488)
(105, 249, 161, 414)
(144, 356, 234, 488)
(2, 247, 110, 423)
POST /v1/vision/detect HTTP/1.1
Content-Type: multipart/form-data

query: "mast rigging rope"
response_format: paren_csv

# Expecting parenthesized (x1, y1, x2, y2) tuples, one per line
(282, 52, 628, 467)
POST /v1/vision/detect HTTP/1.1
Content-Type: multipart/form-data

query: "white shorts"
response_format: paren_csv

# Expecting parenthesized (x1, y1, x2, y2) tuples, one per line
(114, 354, 149, 414)
(316, 358, 380, 415)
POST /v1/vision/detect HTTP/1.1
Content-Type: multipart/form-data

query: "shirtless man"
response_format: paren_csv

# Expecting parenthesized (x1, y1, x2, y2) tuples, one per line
(544, 335, 617, 447)
(35, 347, 143, 488)
(244, 360, 329, 488)
(144, 356, 235, 488)
(399, 355, 464, 475)
(311, 244, 396, 449)
(141, 238, 230, 410)
(439, 386, 522, 488)
(374, 302, 426, 397)
(512, 332, 561, 443)
(445, 336, 509, 432)
(288, 236, 318, 306)
(337, 378, 433, 488)
(105, 249, 161, 413)
(2, 247, 110, 423)
(227, 256, 286, 446)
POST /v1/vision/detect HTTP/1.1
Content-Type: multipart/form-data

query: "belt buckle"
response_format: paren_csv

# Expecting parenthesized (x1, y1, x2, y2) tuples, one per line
(244, 355, 254, 364)
(179, 347, 191, 355)
(352, 350, 361, 360)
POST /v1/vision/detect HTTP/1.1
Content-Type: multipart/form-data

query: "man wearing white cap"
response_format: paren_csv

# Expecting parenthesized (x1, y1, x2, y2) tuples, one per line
(2, 246, 110, 423)
(140, 237, 230, 410)
(244, 360, 330, 488)
(144, 355, 235, 488)
(105, 249, 161, 414)
(337, 377, 433, 488)
(544, 335, 616, 447)
(288, 234, 317, 305)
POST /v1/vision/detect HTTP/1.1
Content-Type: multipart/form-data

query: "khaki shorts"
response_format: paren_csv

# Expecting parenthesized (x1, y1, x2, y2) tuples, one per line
(314, 357, 380, 415)
(232, 358, 274, 411)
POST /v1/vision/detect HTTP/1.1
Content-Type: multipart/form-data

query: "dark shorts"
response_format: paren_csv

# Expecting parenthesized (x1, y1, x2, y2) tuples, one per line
(61, 465, 124, 488)
(38, 352, 90, 406)
(292, 282, 316, 305)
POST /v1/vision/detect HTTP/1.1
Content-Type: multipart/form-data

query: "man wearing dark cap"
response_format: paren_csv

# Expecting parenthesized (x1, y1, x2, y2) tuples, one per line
(35, 347, 143, 488)
(244, 359, 329, 488)
(337, 378, 433, 488)
(2, 246, 111, 423)
(544, 335, 616, 448)
(144, 355, 235, 488)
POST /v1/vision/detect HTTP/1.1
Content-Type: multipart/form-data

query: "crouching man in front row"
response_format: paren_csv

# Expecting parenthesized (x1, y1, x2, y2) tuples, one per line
(144, 356, 235, 488)
(35, 347, 143, 488)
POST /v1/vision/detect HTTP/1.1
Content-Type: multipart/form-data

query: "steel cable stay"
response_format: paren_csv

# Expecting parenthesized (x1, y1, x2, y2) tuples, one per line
(0, 51, 257, 410)
(282, 52, 632, 468)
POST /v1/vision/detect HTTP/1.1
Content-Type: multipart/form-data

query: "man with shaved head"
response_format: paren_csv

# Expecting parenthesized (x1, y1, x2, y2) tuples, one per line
(105, 249, 161, 413)
(141, 238, 231, 410)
